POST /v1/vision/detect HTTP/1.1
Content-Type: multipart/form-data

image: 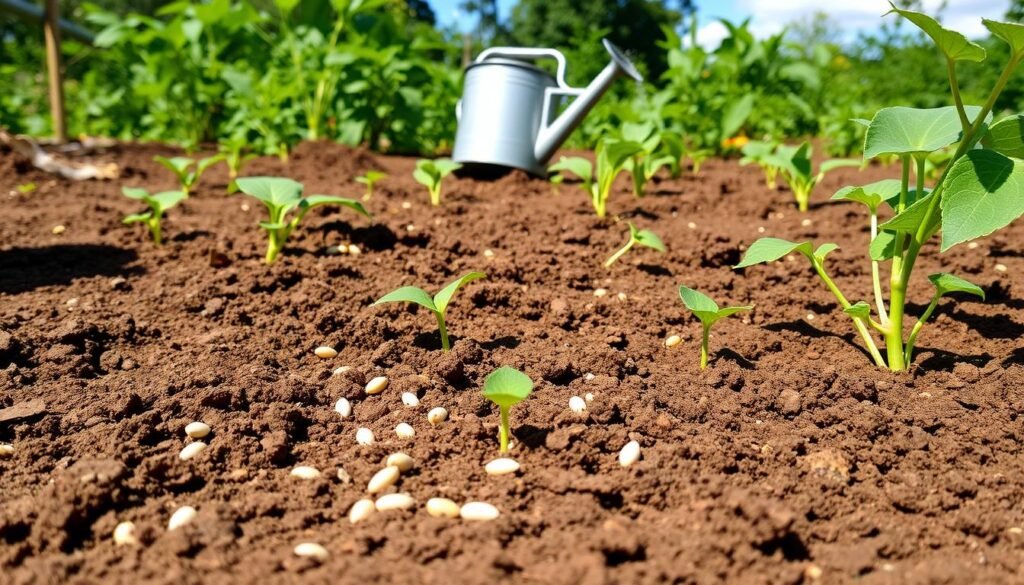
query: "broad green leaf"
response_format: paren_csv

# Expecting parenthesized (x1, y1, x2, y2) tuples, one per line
(433, 271, 486, 314)
(814, 243, 840, 263)
(831, 179, 902, 212)
(678, 286, 720, 323)
(984, 19, 1024, 57)
(734, 238, 813, 268)
(864, 106, 984, 159)
(432, 159, 462, 177)
(740, 140, 775, 164)
(883, 188, 930, 211)
(887, 2, 986, 62)
(123, 212, 153, 224)
(356, 170, 387, 185)
(601, 140, 644, 169)
(714, 305, 754, 320)
(150, 191, 187, 213)
(300, 195, 370, 218)
(869, 231, 898, 261)
(633, 227, 666, 252)
(928, 273, 985, 299)
(819, 158, 860, 174)
(981, 115, 1024, 158)
(621, 121, 657, 145)
(122, 187, 150, 200)
(941, 150, 1024, 251)
(154, 155, 193, 175)
(843, 301, 871, 319)
(880, 192, 938, 233)
(195, 155, 224, 175)
(373, 286, 437, 312)
(482, 366, 534, 409)
(549, 156, 593, 181)
(235, 177, 304, 207)
(412, 167, 435, 188)
(721, 94, 754, 138)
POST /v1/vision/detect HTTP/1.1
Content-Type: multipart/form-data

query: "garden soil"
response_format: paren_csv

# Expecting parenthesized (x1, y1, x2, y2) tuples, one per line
(1, 141, 1023, 585)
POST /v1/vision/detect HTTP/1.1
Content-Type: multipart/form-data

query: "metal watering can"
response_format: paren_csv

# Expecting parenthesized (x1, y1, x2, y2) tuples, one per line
(452, 39, 643, 177)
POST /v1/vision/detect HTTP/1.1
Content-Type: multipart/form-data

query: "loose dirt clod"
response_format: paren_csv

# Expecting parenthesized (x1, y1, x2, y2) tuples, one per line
(335, 398, 352, 418)
(427, 407, 448, 426)
(356, 427, 375, 445)
(349, 499, 375, 524)
(665, 335, 682, 347)
(426, 497, 460, 518)
(385, 453, 414, 472)
(168, 506, 197, 531)
(401, 392, 420, 407)
(293, 542, 329, 562)
(484, 458, 520, 476)
(178, 441, 208, 461)
(619, 440, 641, 467)
(185, 421, 211, 439)
(367, 466, 400, 494)
(460, 502, 500, 521)
(112, 521, 138, 546)
(290, 466, 322, 479)
(314, 346, 338, 359)
(569, 396, 587, 413)
(395, 423, 415, 439)
(366, 376, 389, 395)
(375, 493, 415, 511)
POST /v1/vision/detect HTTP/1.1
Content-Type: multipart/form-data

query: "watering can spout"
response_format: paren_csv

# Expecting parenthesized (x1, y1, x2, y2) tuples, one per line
(533, 39, 643, 165)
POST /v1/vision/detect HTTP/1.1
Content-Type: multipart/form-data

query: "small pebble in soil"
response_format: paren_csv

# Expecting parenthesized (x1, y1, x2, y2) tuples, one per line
(401, 201, 412, 209)
(758, 226, 765, 233)
(349, 499, 375, 523)
(995, 263, 1008, 272)
(593, 288, 608, 297)
(178, 441, 208, 461)
(460, 502, 500, 521)
(368, 466, 400, 494)
(395, 423, 415, 439)
(0, 443, 13, 457)
(375, 493, 415, 512)
(585, 393, 594, 402)
(332, 365, 352, 376)
(427, 407, 448, 426)
(52, 225, 66, 235)
(386, 452, 414, 472)
(168, 506, 197, 531)
(365, 376, 389, 395)
(406, 224, 416, 232)
(801, 219, 812, 227)
(401, 392, 420, 407)
(293, 542, 329, 563)
(314, 346, 338, 359)
(113, 521, 138, 546)
(806, 313, 815, 321)
(804, 565, 823, 580)
(687, 222, 696, 229)
(619, 440, 641, 467)
(968, 241, 979, 249)
(290, 466, 322, 479)
(348, 244, 361, 256)
(483, 249, 495, 258)
(356, 427, 375, 445)
(335, 398, 352, 418)
(426, 497, 460, 518)
(484, 458, 520, 476)
(241, 203, 250, 212)
(185, 421, 211, 439)
(569, 396, 587, 413)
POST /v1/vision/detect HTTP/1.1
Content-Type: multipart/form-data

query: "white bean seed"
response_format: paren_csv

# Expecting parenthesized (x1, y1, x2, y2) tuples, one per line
(395, 423, 415, 439)
(427, 407, 448, 426)
(290, 466, 321, 479)
(365, 376, 389, 395)
(314, 346, 338, 359)
(664, 335, 682, 348)
(332, 365, 352, 376)
(401, 392, 420, 407)
(184, 421, 210, 439)
(619, 440, 641, 467)
(356, 427, 375, 445)
(460, 502, 500, 521)
(375, 493, 415, 512)
(294, 542, 329, 562)
(484, 458, 520, 476)
(426, 497, 460, 518)
(367, 466, 400, 494)
(178, 441, 207, 461)
(335, 397, 352, 418)
(569, 396, 587, 413)
(348, 244, 361, 256)
(0, 443, 13, 457)
(995, 263, 1008, 273)
(113, 521, 137, 546)
(349, 499, 375, 524)
(168, 506, 197, 531)
(385, 452, 414, 472)
(585, 393, 594, 402)
(593, 288, 608, 297)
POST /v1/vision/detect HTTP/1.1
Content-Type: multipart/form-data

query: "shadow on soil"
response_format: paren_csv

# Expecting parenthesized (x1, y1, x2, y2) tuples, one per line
(914, 347, 992, 371)
(764, 319, 876, 362)
(0, 244, 141, 294)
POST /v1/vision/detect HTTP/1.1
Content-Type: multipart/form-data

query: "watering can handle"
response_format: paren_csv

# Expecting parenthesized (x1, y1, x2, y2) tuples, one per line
(474, 47, 576, 92)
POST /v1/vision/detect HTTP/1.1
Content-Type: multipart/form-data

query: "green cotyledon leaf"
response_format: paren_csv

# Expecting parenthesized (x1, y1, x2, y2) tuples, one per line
(482, 366, 534, 410)
(734, 238, 813, 268)
(235, 177, 303, 208)
(928, 273, 985, 299)
(372, 286, 437, 312)
(432, 271, 487, 315)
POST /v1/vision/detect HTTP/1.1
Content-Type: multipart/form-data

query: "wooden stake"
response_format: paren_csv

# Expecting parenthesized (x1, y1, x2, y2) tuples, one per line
(43, 0, 67, 144)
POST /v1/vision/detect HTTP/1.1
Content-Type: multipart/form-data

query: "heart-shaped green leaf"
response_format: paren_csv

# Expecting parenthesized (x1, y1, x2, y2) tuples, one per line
(814, 243, 840, 263)
(941, 150, 1024, 251)
(300, 195, 370, 218)
(928, 273, 985, 299)
(150, 191, 187, 214)
(887, 2, 986, 62)
(734, 238, 813, 268)
(549, 156, 593, 181)
(154, 155, 194, 176)
(864, 106, 984, 159)
(983, 19, 1024, 58)
(982, 114, 1024, 158)
(433, 271, 486, 315)
(236, 177, 304, 207)
(482, 366, 533, 410)
(629, 224, 666, 252)
(679, 286, 751, 326)
(356, 170, 387, 185)
(831, 179, 903, 212)
(869, 231, 898, 261)
(373, 286, 437, 312)
(122, 187, 151, 200)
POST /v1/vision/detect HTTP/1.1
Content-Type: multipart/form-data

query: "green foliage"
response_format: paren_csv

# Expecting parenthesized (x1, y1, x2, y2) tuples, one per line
(235, 176, 370, 263)
(678, 286, 752, 369)
(604, 222, 665, 267)
(619, 122, 675, 198)
(154, 155, 223, 195)
(549, 139, 642, 218)
(355, 170, 387, 201)
(481, 366, 533, 453)
(219, 138, 257, 193)
(413, 159, 461, 206)
(121, 187, 187, 246)
(372, 271, 486, 351)
(768, 142, 859, 211)
(740, 140, 781, 189)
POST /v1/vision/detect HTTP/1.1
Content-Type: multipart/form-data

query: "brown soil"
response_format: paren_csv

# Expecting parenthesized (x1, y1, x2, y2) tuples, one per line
(1, 140, 1023, 585)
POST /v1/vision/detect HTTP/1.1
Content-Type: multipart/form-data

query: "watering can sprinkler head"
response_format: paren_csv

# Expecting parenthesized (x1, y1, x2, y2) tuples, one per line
(452, 39, 644, 177)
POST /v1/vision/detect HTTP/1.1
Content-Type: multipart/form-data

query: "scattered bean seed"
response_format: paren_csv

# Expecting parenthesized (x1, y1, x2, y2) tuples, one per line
(801, 219, 812, 227)
(335, 397, 352, 418)
(332, 365, 352, 376)
(185, 421, 211, 439)
(995, 263, 1008, 272)
(569, 396, 586, 413)
(52, 225, 66, 235)
(484, 458, 520, 476)
(294, 542, 329, 562)
(593, 288, 608, 297)
(0, 443, 13, 457)
(401, 201, 412, 209)
(395, 423, 415, 439)
(348, 244, 361, 256)
(386, 452, 414, 472)
(460, 502, 500, 521)
(483, 249, 495, 258)
(426, 497, 460, 518)
(113, 521, 137, 546)
(349, 499, 375, 524)
(368, 466, 400, 494)
(665, 335, 682, 348)
(401, 392, 420, 407)
(178, 441, 208, 461)
(290, 466, 322, 479)
(617, 292, 627, 301)
(356, 427, 375, 445)
(168, 506, 197, 530)
(365, 376, 389, 395)
(585, 393, 594, 402)
(687, 222, 697, 229)
(375, 493, 415, 511)
(427, 407, 448, 426)
(619, 440, 641, 467)
(314, 346, 338, 359)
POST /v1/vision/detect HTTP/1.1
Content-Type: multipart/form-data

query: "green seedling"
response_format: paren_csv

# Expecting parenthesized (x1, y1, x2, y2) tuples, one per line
(688, 148, 713, 175)
(235, 176, 370, 264)
(481, 366, 533, 453)
(549, 139, 643, 218)
(154, 155, 224, 195)
(768, 142, 859, 212)
(620, 122, 675, 198)
(413, 159, 461, 206)
(660, 130, 687, 179)
(678, 286, 753, 370)
(739, 140, 781, 189)
(121, 187, 187, 246)
(372, 271, 486, 351)
(604, 222, 666, 267)
(218, 139, 257, 193)
(355, 170, 387, 201)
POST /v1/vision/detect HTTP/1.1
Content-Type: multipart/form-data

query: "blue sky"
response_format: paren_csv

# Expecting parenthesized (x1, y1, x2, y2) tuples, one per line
(429, 0, 1010, 46)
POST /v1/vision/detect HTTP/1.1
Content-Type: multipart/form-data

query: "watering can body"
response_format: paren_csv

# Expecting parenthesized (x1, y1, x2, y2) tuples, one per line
(452, 40, 643, 177)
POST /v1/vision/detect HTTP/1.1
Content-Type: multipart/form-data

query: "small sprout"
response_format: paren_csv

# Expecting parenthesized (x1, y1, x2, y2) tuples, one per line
(620, 122, 675, 198)
(16, 182, 37, 194)
(768, 143, 859, 212)
(121, 187, 186, 246)
(218, 139, 257, 193)
(604, 222, 666, 268)
(372, 271, 486, 351)
(740, 140, 781, 189)
(356, 170, 387, 201)
(154, 155, 223, 195)
(481, 366, 533, 453)
(549, 138, 643, 218)
(413, 159, 461, 206)
(235, 177, 370, 264)
(678, 286, 753, 369)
